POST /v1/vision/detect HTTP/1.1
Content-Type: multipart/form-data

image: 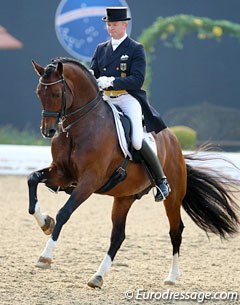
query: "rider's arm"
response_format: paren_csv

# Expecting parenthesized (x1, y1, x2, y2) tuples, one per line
(89, 46, 100, 79)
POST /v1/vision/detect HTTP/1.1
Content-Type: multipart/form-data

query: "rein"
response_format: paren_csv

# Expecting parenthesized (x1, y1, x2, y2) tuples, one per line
(39, 75, 102, 133)
(60, 91, 102, 133)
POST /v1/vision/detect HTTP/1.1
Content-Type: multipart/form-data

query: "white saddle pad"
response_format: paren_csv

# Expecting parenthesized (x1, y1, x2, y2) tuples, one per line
(107, 101, 157, 160)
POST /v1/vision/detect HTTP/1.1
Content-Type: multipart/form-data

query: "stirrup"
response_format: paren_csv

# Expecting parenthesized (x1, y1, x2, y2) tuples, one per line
(154, 179, 171, 202)
(154, 186, 166, 201)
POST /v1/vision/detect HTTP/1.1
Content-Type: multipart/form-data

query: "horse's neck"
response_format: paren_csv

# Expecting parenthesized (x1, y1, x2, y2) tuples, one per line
(66, 65, 97, 111)
(65, 65, 115, 132)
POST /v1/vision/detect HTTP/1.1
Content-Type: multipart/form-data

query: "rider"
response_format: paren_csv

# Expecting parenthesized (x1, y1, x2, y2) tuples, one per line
(90, 7, 170, 201)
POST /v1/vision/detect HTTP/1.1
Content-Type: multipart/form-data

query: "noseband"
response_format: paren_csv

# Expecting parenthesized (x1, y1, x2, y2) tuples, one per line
(39, 70, 101, 133)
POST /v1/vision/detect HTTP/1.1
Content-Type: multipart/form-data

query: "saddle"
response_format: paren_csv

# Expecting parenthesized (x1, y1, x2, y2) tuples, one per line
(106, 101, 157, 160)
(112, 104, 134, 159)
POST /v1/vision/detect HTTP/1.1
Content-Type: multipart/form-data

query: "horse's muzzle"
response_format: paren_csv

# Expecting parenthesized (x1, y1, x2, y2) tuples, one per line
(40, 126, 56, 138)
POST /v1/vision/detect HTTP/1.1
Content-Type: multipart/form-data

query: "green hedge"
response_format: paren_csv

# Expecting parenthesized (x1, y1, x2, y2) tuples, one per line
(0, 124, 197, 149)
(0, 125, 49, 145)
(170, 125, 197, 150)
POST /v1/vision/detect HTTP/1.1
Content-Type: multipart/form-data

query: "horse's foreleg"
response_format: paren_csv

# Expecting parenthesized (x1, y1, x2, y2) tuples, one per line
(28, 169, 55, 235)
(164, 200, 184, 285)
(88, 197, 134, 289)
(36, 186, 92, 269)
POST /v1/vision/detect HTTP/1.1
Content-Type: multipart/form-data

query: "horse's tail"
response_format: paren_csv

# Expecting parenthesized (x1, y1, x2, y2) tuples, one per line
(182, 154, 240, 238)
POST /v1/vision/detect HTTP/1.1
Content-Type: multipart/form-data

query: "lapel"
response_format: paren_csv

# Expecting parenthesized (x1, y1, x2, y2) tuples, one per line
(101, 37, 131, 68)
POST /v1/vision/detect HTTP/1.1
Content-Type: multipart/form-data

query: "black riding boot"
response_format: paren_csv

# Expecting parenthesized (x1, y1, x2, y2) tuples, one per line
(139, 139, 170, 201)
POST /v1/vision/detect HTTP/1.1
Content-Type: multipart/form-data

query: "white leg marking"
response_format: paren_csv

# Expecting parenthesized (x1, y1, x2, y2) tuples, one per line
(33, 201, 47, 228)
(164, 254, 181, 285)
(41, 237, 57, 259)
(95, 254, 112, 278)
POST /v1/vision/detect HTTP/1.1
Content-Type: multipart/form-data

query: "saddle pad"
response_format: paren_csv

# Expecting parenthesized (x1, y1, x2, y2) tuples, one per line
(106, 101, 157, 160)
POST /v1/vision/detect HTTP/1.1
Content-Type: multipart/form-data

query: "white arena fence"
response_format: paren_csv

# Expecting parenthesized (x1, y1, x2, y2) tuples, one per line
(0, 145, 240, 180)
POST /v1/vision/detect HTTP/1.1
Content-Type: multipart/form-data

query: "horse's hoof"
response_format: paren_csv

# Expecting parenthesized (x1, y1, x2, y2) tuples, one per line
(164, 279, 176, 285)
(35, 256, 52, 269)
(87, 275, 103, 289)
(41, 216, 55, 235)
(164, 273, 180, 285)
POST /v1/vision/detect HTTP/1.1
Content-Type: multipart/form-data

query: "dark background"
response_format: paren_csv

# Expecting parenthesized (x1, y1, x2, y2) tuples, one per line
(0, 0, 239, 130)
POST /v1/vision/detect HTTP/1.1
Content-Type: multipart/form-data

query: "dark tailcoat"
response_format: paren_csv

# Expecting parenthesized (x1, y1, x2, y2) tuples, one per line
(90, 36, 166, 133)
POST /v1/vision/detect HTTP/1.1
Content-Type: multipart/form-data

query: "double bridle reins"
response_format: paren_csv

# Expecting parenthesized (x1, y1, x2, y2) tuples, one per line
(39, 72, 101, 133)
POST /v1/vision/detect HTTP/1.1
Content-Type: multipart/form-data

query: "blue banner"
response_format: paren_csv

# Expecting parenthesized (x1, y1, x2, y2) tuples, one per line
(55, 0, 132, 62)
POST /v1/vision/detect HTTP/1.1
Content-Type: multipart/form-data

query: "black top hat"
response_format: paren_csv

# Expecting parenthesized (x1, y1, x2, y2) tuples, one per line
(102, 7, 131, 22)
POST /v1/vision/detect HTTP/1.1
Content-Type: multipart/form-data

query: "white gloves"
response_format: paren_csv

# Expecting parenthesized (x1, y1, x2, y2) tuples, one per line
(97, 76, 115, 89)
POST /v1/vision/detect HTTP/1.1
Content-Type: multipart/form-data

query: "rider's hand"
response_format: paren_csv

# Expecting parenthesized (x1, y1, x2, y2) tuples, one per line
(97, 76, 115, 89)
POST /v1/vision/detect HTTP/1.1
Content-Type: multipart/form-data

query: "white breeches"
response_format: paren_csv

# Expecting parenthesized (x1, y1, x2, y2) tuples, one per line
(103, 93, 143, 150)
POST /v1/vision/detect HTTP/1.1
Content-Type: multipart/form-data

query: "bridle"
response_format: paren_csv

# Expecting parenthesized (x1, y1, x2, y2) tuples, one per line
(40, 76, 67, 120)
(39, 68, 101, 133)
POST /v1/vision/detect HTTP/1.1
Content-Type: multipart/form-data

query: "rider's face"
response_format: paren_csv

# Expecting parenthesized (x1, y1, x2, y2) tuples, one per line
(106, 21, 128, 39)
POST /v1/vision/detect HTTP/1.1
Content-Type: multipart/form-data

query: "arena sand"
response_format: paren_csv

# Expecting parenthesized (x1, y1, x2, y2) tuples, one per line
(0, 176, 239, 305)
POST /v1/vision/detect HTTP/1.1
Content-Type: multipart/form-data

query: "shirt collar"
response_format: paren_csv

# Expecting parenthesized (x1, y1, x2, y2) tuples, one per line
(111, 33, 127, 47)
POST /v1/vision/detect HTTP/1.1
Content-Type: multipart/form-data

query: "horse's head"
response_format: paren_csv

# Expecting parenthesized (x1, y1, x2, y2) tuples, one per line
(32, 60, 74, 138)
(32, 58, 100, 138)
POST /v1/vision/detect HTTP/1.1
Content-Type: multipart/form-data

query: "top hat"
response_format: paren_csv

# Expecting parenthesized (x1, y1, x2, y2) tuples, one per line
(102, 7, 131, 22)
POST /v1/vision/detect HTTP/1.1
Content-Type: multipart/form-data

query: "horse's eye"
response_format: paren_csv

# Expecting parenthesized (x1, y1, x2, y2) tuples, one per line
(52, 92, 61, 98)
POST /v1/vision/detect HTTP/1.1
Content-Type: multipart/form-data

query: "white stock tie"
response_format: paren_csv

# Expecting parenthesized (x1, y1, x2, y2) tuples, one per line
(112, 42, 119, 51)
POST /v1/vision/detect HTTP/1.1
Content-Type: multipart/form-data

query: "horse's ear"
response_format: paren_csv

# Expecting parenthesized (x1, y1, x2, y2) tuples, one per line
(32, 60, 45, 76)
(56, 62, 63, 76)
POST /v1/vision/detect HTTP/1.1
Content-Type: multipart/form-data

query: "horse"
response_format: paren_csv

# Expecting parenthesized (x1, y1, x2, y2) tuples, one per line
(28, 57, 240, 289)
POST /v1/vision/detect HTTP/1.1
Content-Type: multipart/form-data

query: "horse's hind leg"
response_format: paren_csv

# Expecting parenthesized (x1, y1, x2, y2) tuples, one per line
(88, 196, 135, 289)
(163, 199, 184, 285)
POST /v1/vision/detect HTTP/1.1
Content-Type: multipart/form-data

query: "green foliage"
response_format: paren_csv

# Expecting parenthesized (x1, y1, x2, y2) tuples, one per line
(138, 14, 240, 92)
(139, 14, 240, 51)
(0, 125, 49, 145)
(170, 125, 197, 150)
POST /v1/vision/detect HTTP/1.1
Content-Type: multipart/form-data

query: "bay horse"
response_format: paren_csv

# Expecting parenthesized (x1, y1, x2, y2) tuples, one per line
(28, 57, 240, 289)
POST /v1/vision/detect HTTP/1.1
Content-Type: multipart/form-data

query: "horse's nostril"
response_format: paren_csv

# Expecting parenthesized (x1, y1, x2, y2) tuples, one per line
(48, 129, 56, 137)
(41, 128, 56, 138)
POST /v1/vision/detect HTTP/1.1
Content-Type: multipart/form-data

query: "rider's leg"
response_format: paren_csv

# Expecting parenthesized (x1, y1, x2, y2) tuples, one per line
(113, 94, 143, 150)
(139, 139, 170, 201)
(113, 94, 170, 202)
